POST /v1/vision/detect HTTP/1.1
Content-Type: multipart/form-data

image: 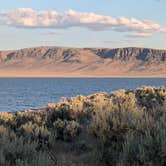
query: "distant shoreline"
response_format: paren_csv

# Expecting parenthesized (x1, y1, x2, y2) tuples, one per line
(0, 75, 165, 78)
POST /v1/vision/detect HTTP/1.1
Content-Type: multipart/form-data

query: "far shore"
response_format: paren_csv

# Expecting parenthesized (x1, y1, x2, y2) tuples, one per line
(0, 73, 165, 78)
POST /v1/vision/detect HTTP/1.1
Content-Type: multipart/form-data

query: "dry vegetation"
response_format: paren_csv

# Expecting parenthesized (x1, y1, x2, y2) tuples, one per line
(0, 86, 166, 166)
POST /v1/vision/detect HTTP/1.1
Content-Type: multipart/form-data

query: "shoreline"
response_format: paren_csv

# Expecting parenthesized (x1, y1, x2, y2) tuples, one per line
(0, 76, 166, 78)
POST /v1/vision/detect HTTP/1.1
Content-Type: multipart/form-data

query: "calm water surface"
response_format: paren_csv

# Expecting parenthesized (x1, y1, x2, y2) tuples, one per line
(0, 78, 165, 112)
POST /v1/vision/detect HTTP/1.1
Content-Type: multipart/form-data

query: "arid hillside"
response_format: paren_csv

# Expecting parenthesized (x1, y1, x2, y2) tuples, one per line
(0, 46, 166, 77)
(0, 86, 166, 165)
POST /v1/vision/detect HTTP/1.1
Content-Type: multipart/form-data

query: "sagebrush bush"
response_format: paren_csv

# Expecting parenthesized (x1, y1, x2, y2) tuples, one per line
(0, 86, 165, 166)
(90, 86, 166, 166)
(52, 119, 81, 141)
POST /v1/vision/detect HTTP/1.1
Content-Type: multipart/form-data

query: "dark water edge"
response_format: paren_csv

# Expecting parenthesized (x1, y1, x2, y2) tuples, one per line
(0, 78, 165, 112)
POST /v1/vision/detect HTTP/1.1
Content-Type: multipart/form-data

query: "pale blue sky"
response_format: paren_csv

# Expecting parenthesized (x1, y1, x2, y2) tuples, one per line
(0, 0, 166, 50)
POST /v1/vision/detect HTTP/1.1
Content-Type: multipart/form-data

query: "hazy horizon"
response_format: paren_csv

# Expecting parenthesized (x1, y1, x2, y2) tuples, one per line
(1, 45, 166, 52)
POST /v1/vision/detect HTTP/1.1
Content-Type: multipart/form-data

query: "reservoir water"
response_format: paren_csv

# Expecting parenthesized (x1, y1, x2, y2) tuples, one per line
(0, 78, 165, 112)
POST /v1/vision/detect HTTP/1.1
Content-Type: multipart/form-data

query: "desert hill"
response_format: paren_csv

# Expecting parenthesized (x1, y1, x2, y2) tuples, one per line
(0, 46, 165, 77)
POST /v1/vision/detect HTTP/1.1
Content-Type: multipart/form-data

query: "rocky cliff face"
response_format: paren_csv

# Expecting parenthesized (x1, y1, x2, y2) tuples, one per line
(1, 47, 166, 62)
(90, 47, 166, 62)
(0, 46, 165, 77)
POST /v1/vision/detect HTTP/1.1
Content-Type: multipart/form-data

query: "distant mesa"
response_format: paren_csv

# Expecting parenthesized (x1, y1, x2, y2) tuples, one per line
(0, 46, 165, 77)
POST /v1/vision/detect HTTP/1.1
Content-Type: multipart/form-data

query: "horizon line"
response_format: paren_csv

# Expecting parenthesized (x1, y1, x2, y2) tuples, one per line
(1, 45, 166, 52)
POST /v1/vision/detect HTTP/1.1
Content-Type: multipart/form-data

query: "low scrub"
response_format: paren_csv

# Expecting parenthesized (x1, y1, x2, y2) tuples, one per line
(0, 86, 165, 166)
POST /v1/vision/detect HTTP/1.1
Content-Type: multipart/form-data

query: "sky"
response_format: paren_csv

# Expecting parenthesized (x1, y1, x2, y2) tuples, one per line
(0, 0, 166, 50)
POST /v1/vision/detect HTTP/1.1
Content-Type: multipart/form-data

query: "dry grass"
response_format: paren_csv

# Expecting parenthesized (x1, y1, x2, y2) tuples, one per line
(0, 86, 165, 166)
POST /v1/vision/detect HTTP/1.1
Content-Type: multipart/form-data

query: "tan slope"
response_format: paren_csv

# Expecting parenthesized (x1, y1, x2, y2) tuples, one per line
(0, 46, 165, 77)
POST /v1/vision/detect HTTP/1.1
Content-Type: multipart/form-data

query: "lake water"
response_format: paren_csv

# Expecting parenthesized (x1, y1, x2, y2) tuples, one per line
(0, 78, 165, 112)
